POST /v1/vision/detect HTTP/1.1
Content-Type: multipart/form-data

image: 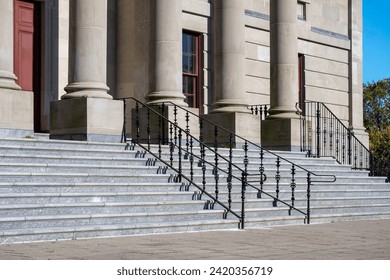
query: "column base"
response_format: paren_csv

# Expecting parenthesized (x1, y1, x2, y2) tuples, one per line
(0, 71, 22, 91)
(62, 82, 112, 100)
(261, 118, 301, 151)
(0, 89, 34, 138)
(202, 112, 260, 147)
(50, 98, 124, 143)
(146, 91, 188, 107)
(210, 99, 249, 114)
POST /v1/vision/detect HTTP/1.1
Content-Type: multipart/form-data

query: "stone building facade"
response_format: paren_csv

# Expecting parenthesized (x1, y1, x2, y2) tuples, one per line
(0, 0, 368, 150)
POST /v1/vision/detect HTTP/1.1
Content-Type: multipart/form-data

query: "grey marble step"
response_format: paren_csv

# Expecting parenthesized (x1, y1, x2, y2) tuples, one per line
(0, 200, 232, 217)
(0, 137, 388, 244)
(244, 216, 306, 228)
(308, 212, 390, 224)
(0, 154, 155, 167)
(0, 190, 250, 205)
(1, 189, 388, 212)
(0, 172, 385, 188)
(0, 138, 128, 151)
(0, 182, 186, 193)
(0, 146, 137, 159)
(0, 172, 176, 183)
(0, 209, 229, 231)
(244, 212, 390, 228)
(0, 163, 367, 182)
(242, 204, 390, 218)
(0, 153, 347, 175)
(0, 218, 240, 244)
(1, 181, 388, 194)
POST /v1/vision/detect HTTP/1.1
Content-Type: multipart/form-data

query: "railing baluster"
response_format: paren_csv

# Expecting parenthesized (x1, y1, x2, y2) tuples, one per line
(309, 102, 313, 156)
(214, 127, 219, 200)
(335, 122, 340, 161)
(185, 111, 190, 159)
(329, 117, 333, 155)
(122, 99, 127, 143)
(342, 129, 346, 164)
(147, 107, 151, 150)
(258, 147, 265, 198)
(353, 138, 357, 168)
(323, 106, 327, 156)
(169, 115, 173, 146)
(201, 143, 206, 194)
(306, 173, 311, 224)
(291, 164, 296, 208)
(199, 118, 206, 195)
(161, 104, 166, 145)
(189, 135, 194, 182)
(227, 133, 233, 210)
(173, 105, 178, 146)
(316, 102, 321, 158)
(177, 129, 182, 183)
(169, 123, 174, 166)
(241, 172, 246, 230)
(348, 131, 352, 166)
(158, 113, 162, 158)
(135, 101, 140, 143)
(243, 141, 248, 176)
(273, 157, 281, 207)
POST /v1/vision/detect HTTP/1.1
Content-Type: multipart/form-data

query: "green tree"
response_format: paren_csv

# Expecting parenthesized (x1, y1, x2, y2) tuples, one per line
(363, 78, 390, 180)
(363, 79, 390, 131)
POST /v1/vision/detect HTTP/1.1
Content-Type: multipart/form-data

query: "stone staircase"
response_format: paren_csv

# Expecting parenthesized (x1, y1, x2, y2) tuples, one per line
(0, 137, 389, 243)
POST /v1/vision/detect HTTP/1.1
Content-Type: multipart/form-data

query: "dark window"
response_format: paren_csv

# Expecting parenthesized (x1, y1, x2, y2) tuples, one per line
(298, 54, 305, 112)
(182, 31, 202, 109)
(297, 1, 306, 21)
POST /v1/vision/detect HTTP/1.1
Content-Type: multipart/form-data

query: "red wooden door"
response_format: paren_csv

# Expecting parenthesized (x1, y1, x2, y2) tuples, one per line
(14, 0, 41, 130)
(14, 0, 34, 91)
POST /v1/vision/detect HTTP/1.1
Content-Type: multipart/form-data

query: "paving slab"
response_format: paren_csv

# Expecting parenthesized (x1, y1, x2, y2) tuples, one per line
(0, 219, 389, 260)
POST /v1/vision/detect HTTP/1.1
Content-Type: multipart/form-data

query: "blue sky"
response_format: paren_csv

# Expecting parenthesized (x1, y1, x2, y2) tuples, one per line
(363, 0, 390, 83)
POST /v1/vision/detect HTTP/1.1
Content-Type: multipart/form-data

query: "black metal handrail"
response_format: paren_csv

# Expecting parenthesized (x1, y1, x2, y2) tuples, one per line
(300, 101, 389, 182)
(140, 100, 336, 225)
(121, 98, 248, 227)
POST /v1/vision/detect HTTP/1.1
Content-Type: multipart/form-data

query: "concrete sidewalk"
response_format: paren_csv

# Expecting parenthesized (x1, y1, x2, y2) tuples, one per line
(0, 219, 389, 260)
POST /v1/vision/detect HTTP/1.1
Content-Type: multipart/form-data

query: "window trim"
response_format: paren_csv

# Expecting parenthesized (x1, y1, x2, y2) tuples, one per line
(182, 30, 203, 111)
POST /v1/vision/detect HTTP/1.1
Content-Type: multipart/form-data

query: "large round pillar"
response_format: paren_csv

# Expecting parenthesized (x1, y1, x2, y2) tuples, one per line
(261, 0, 301, 151)
(268, 0, 299, 119)
(147, 0, 186, 106)
(212, 0, 246, 113)
(349, 0, 369, 147)
(62, 0, 111, 99)
(0, 0, 21, 90)
(50, 0, 123, 142)
(203, 0, 259, 146)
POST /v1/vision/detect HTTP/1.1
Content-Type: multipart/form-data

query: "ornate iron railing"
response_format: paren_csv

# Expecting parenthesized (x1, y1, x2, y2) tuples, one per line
(247, 104, 269, 120)
(121, 98, 336, 228)
(300, 101, 389, 182)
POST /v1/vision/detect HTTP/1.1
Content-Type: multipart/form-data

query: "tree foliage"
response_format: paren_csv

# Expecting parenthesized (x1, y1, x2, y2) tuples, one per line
(363, 78, 390, 132)
(363, 78, 390, 179)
